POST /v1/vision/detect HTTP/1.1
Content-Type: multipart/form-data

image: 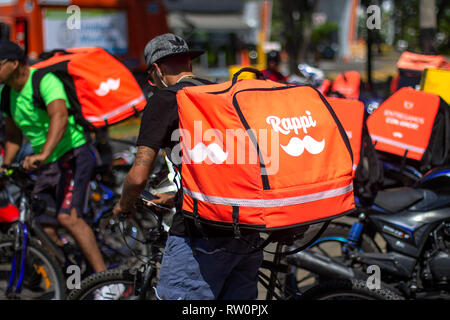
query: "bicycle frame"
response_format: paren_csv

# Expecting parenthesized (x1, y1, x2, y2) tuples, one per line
(258, 241, 299, 300)
(4, 181, 65, 297)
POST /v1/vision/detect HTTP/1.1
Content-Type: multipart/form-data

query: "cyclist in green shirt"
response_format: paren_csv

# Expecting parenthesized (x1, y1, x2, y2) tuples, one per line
(0, 39, 107, 275)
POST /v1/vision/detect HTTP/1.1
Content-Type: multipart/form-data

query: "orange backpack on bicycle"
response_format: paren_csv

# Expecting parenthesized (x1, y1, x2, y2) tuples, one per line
(329, 71, 361, 99)
(1, 47, 147, 130)
(174, 68, 355, 237)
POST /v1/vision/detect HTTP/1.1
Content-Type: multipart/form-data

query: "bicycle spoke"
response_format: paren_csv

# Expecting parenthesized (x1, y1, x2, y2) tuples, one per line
(315, 243, 332, 257)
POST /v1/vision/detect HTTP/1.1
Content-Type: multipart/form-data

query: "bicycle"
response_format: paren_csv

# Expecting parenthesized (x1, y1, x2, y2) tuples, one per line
(0, 163, 148, 299)
(67, 198, 168, 300)
(0, 163, 66, 299)
(67, 202, 403, 300)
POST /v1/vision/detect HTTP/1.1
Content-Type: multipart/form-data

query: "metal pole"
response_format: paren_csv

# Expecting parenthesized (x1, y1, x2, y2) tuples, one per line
(365, 0, 373, 90)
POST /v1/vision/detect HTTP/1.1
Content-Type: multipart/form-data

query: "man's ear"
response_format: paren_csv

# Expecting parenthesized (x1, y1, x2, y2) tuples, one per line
(11, 60, 20, 71)
(153, 63, 163, 78)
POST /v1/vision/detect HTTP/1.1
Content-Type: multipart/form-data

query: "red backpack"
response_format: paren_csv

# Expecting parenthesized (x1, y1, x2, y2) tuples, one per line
(394, 51, 449, 91)
(1, 47, 147, 130)
(329, 71, 361, 99)
(175, 69, 355, 240)
(367, 87, 450, 173)
(327, 97, 383, 204)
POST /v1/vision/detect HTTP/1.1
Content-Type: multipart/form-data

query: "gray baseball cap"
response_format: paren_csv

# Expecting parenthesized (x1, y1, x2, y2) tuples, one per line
(144, 33, 204, 68)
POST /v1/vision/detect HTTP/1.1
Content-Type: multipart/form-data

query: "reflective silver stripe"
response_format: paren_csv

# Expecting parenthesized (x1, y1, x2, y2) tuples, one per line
(371, 134, 425, 154)
(85, 95, 145, 122)
(183, 183, 353, 207)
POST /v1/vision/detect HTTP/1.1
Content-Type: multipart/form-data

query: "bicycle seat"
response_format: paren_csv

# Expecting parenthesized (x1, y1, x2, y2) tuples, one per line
(373, 187, 424, 213)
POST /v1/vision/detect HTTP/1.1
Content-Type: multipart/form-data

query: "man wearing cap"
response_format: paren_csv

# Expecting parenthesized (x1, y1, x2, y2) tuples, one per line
(113, 33, 263, 300)
(0, 40, 109, 280)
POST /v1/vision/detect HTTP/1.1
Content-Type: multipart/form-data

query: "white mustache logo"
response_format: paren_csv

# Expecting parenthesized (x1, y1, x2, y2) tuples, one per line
(94, 78, 120, 96)
(186, 143, 228, 164)
(280, 136, 325, 157)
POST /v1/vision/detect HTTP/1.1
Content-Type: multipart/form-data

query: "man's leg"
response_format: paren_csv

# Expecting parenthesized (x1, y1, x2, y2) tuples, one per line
(42, 225, 63, 247)
(212, 233, 263, 300)
(58, 144, 106, 272)
(58, 209, 106, 272)
(217, 249, 263, 299)
(156, 234, 262, 300)
(156, 235, 232, 300)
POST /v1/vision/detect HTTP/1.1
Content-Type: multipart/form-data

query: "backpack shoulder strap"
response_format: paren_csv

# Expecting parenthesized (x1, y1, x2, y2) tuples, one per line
(0, 85, 11, 117)
(178, 78, 206, 87)
(31, 68, 48, 111)
(354, 119, 384, 204)
(420, 97, 450, 171)
(164, 77, 211, 94)
(30, 63, 94, 132)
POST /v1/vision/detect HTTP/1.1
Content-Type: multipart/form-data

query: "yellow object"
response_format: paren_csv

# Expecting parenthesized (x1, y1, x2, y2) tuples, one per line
(92, 192, 102, 202)
(257, 31, 267, 68)
(33, 264, 51, 290)
(421, 68, 450, 104)
(228, 64, 265, 81)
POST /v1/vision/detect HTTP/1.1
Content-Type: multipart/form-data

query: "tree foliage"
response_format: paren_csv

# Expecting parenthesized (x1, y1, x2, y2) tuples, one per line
(270, 0, 316, 74)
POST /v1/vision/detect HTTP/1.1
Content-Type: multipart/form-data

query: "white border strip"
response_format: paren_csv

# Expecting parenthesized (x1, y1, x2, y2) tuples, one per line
(183, 183, 353, 208)
(85, 95, 145, 122)
(371, 134, 425, 154)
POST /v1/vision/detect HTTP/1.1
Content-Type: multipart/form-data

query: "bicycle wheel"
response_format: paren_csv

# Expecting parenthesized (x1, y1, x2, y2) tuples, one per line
(298, 279, 404, 300)
(289, 223, 379, 290)
(67, 268, 156, 300)
(0, 235, 66, 300)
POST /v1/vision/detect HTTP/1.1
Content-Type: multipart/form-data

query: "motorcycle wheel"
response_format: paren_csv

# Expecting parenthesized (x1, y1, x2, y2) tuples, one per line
(298, 279, 403, 300)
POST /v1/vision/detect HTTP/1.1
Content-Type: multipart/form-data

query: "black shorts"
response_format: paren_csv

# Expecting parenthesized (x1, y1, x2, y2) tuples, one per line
(33, 144, 96, 226)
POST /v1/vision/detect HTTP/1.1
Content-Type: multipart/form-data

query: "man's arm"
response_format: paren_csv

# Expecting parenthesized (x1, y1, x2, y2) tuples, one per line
(114, 146, 158, 215)
(23, 99, 68, 171)
(3, 117, 23, 166)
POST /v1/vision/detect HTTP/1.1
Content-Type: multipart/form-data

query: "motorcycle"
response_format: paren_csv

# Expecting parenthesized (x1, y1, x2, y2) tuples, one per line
(287, 166, 450, 299)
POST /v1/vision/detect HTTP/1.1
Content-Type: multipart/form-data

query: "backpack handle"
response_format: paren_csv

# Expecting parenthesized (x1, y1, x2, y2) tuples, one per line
(232, 67, 265, 84)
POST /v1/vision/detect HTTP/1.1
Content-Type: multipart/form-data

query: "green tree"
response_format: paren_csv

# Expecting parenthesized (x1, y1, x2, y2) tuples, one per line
(271, 0, 316, 75)
(393, 0, 449, 53)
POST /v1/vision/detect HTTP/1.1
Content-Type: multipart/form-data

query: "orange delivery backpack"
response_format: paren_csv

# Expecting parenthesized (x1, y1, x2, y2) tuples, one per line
(173, 68, 355, 244)
(327, 97, 383, 205)
(329, 71, 362, 100)
(394, 51, 449, 92)
(1, 47, 147, 131)
(367, 87, 450, 173)
(317, 79, 332, 96)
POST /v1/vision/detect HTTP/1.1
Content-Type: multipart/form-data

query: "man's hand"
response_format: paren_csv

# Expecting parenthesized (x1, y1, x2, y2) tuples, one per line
(112, 201, 136, 219)
(147, 192, 175, 210)
(23, 154, 47, 171)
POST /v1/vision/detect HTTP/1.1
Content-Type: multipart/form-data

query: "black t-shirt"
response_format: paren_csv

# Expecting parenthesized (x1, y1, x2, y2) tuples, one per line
(136, 78, 215, 237)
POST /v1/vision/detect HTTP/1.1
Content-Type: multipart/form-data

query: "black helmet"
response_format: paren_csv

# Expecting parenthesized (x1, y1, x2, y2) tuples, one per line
(267, 50, 281, 64)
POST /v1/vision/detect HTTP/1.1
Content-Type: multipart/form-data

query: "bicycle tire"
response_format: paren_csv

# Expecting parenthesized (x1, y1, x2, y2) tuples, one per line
(0, 234, 66, 300)
(298, 279, 404, 300)
(67, 268, 156, 300)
